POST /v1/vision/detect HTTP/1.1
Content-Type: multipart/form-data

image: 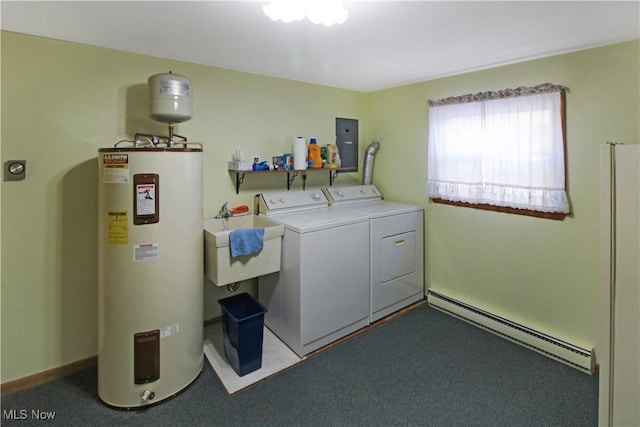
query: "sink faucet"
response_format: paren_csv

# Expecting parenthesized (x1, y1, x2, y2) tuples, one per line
(215, 202, 232, 219)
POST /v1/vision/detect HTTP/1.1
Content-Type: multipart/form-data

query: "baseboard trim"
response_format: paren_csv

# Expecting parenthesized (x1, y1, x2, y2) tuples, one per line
(1, 356, 97, 397)
(427, 290, 594, 373)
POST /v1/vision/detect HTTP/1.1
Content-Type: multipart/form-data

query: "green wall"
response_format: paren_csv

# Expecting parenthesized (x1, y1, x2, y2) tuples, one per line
(0, 31, 365, 382)
(1, 30, 638, 383)
(368, 40, 639, 352)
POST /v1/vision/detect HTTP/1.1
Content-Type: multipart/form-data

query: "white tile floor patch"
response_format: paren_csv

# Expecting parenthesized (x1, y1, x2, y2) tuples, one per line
(203, 323, 302, 395)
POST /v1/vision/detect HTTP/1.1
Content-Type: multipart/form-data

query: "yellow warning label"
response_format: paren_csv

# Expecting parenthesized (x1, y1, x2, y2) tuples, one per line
(107, 210, 128, 244)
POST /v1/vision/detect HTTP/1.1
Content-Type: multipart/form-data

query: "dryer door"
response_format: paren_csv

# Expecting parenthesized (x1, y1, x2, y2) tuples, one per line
(371, 210, 424, 321)
(381, 231, 416, 283)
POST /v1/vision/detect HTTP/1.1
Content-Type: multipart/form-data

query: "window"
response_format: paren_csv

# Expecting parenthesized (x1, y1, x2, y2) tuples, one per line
(426, 83, 569, 219)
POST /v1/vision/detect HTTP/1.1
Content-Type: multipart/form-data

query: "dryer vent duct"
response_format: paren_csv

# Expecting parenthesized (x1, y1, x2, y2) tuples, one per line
(361, 141, 381, 185)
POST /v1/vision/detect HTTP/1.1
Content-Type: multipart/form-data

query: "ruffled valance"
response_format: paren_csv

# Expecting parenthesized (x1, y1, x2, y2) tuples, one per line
(426, 181, 570, 213)
(427, 83, 567, 107)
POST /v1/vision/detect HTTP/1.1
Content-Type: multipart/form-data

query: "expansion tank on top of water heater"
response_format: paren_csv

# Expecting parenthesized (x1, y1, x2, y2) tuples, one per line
(97, 145, 203, 408)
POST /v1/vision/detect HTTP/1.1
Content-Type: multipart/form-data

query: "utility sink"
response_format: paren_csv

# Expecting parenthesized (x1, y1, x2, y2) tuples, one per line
(204, 215, 284, 286)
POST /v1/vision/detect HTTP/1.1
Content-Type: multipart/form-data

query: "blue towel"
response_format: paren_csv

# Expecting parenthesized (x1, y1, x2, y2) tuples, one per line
(229, 228, 265, 258)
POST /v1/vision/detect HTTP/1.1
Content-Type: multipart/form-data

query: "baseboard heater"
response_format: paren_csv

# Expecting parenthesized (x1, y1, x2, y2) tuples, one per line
(427, 290, 594, 374)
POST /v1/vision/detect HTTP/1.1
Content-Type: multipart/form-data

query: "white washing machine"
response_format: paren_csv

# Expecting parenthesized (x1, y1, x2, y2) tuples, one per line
(255, 190, 370, 357)
(324, 185, 424, 322)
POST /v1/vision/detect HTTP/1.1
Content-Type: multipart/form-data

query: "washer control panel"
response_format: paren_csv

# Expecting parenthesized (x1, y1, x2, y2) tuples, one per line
(256, 190, 328, 214)
(323, 185, 382, 205)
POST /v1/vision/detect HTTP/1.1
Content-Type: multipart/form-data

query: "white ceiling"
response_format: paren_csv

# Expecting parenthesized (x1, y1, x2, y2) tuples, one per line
(2, 1, 639, 92)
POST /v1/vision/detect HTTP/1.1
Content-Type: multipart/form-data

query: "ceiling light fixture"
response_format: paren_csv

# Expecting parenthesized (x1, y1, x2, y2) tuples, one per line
(263, 1, 349, 26)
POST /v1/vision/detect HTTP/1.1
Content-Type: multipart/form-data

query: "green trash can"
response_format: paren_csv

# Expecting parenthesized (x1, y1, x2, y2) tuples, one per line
(218, 293, 268, 376)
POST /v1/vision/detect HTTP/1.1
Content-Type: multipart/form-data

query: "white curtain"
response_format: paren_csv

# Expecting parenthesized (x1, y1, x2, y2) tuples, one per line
(426, 90, 570, 213)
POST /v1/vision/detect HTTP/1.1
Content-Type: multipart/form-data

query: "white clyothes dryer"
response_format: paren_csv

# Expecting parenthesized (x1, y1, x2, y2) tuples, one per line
(324, 185, 424, 322)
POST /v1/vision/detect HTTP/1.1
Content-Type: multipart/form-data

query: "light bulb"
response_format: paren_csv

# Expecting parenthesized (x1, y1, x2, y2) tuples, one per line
(306, 1, 348, 26)
(263, 1, 307, 23)
(263, 0, 348, 25)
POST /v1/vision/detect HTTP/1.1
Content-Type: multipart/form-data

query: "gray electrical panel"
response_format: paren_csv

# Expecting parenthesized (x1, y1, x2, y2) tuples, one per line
(336, 118, 358, 171)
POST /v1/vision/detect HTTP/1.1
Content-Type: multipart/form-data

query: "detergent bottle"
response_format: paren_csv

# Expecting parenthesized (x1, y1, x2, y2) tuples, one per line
(326, 144, 340, 168)
(308, 138, 323, 169)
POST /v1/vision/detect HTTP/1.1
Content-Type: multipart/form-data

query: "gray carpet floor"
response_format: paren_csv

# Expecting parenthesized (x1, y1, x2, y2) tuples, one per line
(1, 305, 598, 426)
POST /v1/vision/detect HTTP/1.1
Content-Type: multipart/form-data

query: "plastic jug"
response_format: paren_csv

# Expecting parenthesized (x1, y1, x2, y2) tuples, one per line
(308, 138, 323, 169)
(326, 144, 341, 168)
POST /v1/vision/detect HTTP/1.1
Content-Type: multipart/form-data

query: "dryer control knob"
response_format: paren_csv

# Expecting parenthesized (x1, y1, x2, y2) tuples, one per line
(337, 191, 344, 197)
(279, 198, 286, 203)
(313, 193, 321, 200)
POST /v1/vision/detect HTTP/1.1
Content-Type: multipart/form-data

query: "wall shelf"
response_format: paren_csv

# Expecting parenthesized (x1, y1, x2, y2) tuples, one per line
(229, 168, 341, 194)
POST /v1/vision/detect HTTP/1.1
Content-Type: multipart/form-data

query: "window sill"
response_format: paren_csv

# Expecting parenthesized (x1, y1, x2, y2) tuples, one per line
(430, 198, 568, 220)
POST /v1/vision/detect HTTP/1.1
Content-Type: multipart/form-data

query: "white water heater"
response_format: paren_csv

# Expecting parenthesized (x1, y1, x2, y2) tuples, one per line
(97, 145, 203, 408)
